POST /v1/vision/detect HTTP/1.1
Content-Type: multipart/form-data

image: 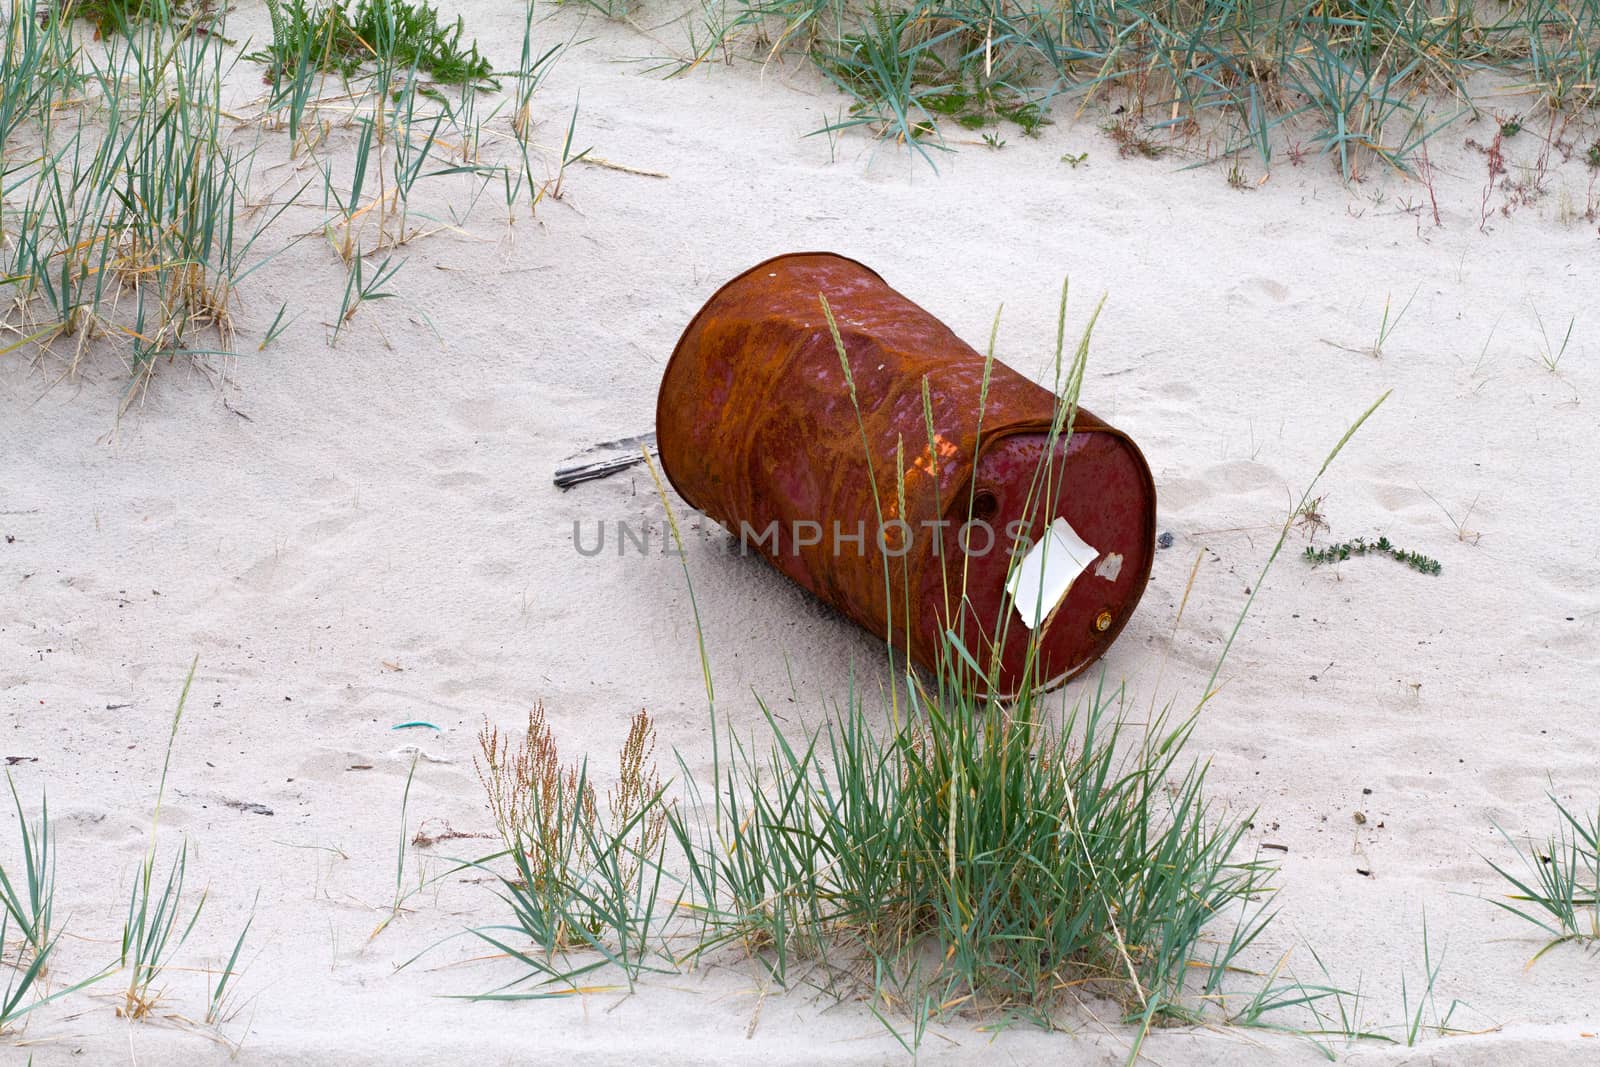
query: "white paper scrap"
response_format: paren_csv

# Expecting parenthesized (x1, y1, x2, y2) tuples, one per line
(1005, 517, 1100, 630)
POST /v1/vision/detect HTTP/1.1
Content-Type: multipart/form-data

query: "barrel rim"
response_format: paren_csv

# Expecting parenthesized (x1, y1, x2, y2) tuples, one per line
(938, 422, 1157, 699)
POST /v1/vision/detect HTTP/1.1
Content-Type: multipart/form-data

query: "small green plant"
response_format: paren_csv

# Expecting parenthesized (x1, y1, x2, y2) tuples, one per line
(1304, 536, 1442, 575)
(544, 95, 590, 204)
(1060, 151, 1088, 168)
(921, 75, 1047, 139)
(206, 893, 258, 1026)
(1498, 115, 1523, 137)
(1486, 794, 1599, 960)
(66, 0, 220, 36)
(1373, 285, 1419, 357)
(259, 302, 296, 351)
(371, 752, 419, 940)
(1399, 912, 1463, 1046)
(121, 656, 208, 1020)
(1587, 142, 1600, 169)
(0, 774, 54, 963)
(0, 769, 111, 1034)
(333, 248, 406, 341)
(1532, 306, 1575, 372)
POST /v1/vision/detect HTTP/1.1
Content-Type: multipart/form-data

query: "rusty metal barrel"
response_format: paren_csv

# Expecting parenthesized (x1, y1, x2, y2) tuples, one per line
(655, 253, 1155, 696)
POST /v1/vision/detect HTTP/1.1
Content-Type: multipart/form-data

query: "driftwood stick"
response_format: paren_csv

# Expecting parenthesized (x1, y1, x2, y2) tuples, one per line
(554, 432, 658, 489)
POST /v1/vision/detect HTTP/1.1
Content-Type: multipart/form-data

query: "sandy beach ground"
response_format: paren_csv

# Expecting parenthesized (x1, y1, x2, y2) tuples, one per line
(2, 2, 1598, 1061)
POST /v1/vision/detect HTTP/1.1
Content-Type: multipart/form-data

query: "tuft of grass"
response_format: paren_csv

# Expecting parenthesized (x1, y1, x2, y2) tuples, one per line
(1486, 794, 1599, 961)
(467, 707, 672, 994)
(502, 1, 566, 221)
(2, 0, 567, 386)
(2, 3, 291, 401)
(1304, 536, 1441, 575)
(811, 7, 953, 170)
(664, 670, 1283, 1047)
(251, 0, 494, 89)
(667, 0, 1600, 176)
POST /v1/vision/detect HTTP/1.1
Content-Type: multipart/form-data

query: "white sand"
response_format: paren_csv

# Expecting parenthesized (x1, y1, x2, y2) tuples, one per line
(2, 4, 1598, 1062)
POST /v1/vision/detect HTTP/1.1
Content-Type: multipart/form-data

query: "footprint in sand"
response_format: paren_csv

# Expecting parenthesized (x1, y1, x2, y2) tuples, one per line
(1225, 276, 1293, 310)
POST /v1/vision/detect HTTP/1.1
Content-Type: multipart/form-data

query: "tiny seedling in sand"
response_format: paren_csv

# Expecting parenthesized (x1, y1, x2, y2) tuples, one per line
(1468, 315, 1503, 382)
(1531, 306, 1575, 373)
(1321, 286, 1419, 358)
(1373, 286, 1419, 357)
(1420, 487, 1482, 545)
(259, 302, 297, 352)
(371, 752, 420, 940)
(1293, 494, 1329, 539)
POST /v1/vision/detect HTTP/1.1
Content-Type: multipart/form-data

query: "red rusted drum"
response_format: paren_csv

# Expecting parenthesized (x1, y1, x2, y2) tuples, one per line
(656, 253, 1155, 696)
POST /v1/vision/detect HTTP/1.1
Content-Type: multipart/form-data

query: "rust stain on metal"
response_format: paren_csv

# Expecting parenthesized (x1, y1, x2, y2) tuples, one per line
(656, 253, 1156, 696)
